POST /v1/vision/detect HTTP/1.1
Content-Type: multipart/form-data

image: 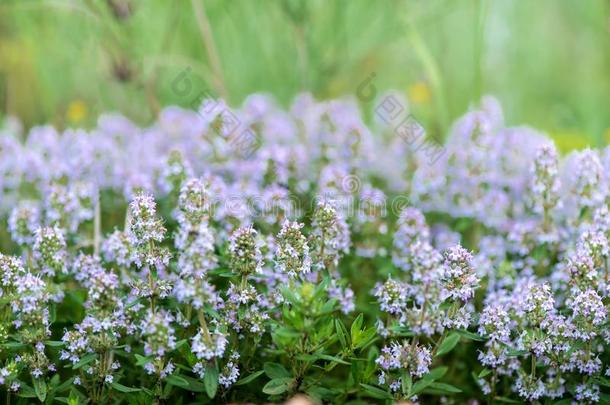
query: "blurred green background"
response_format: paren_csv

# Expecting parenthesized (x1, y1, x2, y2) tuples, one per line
(0, 0, 609, 150)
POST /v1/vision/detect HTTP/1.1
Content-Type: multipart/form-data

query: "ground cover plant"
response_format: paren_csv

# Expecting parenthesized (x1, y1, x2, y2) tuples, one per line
(0, 94, 609, 404)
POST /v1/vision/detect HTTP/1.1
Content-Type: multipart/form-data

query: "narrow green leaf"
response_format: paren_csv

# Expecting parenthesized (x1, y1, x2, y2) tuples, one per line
(494, 397, 521, 404)
(425, 366, 448, 381)
(306, 386, 334, 401)
(410, 378, 435, 396)
(134, 354, 151, 366)
(125, 298, 141, 309)
(455, 329, 485, 341)
(68, 389, 79, 405)
(401, 371, 412, 396)
(3, 341, 26, 349)
(180, 375, 206, 393)
(17, 383, 36, 398)
(234, 370, 265, 386)
(435, 333, 460, 357)
(478, 368, 492, 378)
(354, 327, 377, 350)
(335, 319, 349, 349)
(55, 377, 75, 393)
(316, 354, 350, 365)
(264, 362, 290, 379)
(262, 377, 293, 395)
(165, 374, 189, 389)
(204, 363, 219, 398)
(359, 383, 393, 400)
(110, 382, 141, 393)
(427, 382, 462, 393)
(320, 299, 338, 314)
(273, 327, 301, 339)
(350, 313, 364, 344)
(72, 353, 96, 369)
(593, 376, 610, 388)
(33, 378, 47, 402)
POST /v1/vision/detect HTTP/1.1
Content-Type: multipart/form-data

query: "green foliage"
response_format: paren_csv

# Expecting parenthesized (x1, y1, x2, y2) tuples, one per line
(0, 0, 608, 148)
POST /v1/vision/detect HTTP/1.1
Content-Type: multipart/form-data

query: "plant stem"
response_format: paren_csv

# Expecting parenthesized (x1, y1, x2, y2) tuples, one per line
(148, 241, 156, 315)
(94, 197, 101, 256)
(410, 284, 430, 352)
(432, 302, 458, 357)
(530, 354, 536, 377)
(489, 369, 497, 404)
(198, 309, 212, 343)
(191, 0, 228, 100)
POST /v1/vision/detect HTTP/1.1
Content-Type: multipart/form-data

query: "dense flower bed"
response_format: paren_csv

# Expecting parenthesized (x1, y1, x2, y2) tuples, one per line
(0, 93, 609, 403)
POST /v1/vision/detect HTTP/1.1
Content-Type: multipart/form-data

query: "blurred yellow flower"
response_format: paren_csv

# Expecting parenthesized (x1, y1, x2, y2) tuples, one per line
(408, 81, 431, 104)
(552, 130, 590, 153)
(66, 100, 87, 123)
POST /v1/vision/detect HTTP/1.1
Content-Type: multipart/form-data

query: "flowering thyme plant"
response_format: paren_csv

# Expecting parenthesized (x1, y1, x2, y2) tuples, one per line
(0, 94, 609, 404)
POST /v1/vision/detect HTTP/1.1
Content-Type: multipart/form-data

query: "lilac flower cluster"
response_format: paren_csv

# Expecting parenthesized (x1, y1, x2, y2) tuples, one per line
(0, 94, 608, 403)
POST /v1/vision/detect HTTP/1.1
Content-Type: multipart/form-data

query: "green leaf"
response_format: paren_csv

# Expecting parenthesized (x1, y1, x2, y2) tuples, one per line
(215, 271, 235, 278)
(281, 286, 299, 306)
(478, 368, 492, 378)
(110, 382, 141, 393)
(401, 371, 412, 396)
(33, 378, 47, 402)
(234, 370, 265, 386)
(72, 353, 96, 369)
(389, 325, 415, 337)
(17, 383, 36, 398)
(68, 389, 79, 405)
(359, 383, 393, 400)
(273, 327, 301, 339)
(426, 382, 462, 393)
(55, 377, 75, 393)
(134, 354, 151, 366)
(320, 298, 338, 314)
(353, 327, 377, 350)
(410, 378, 435, 396)
(262, 377, 293, 395)
(48, 374, 60, 388)
(456, 329, 485, 341)
(306, 386, 334, 401)
(316, 354, 350, 365)
(593, 376, 610, 388)
(44, 340, 64, 347)
(507, 348, 529, 357)
(125, 298, 141, 309)
(2, 341, 26, 349)
(165, 374, 189, 389)
(335, 318, 349, 349)
(49, 303, 57, 323)
(180, 375, 206, 393)
(350, 313, 364, 343)
(204, 363, 219, 398)
(494, 397, 521, 403)
(435, 332, 460, 356)
(425, 366, 448, 381)
(296, 354, 318, 362)
(264, 362, 290, 379)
